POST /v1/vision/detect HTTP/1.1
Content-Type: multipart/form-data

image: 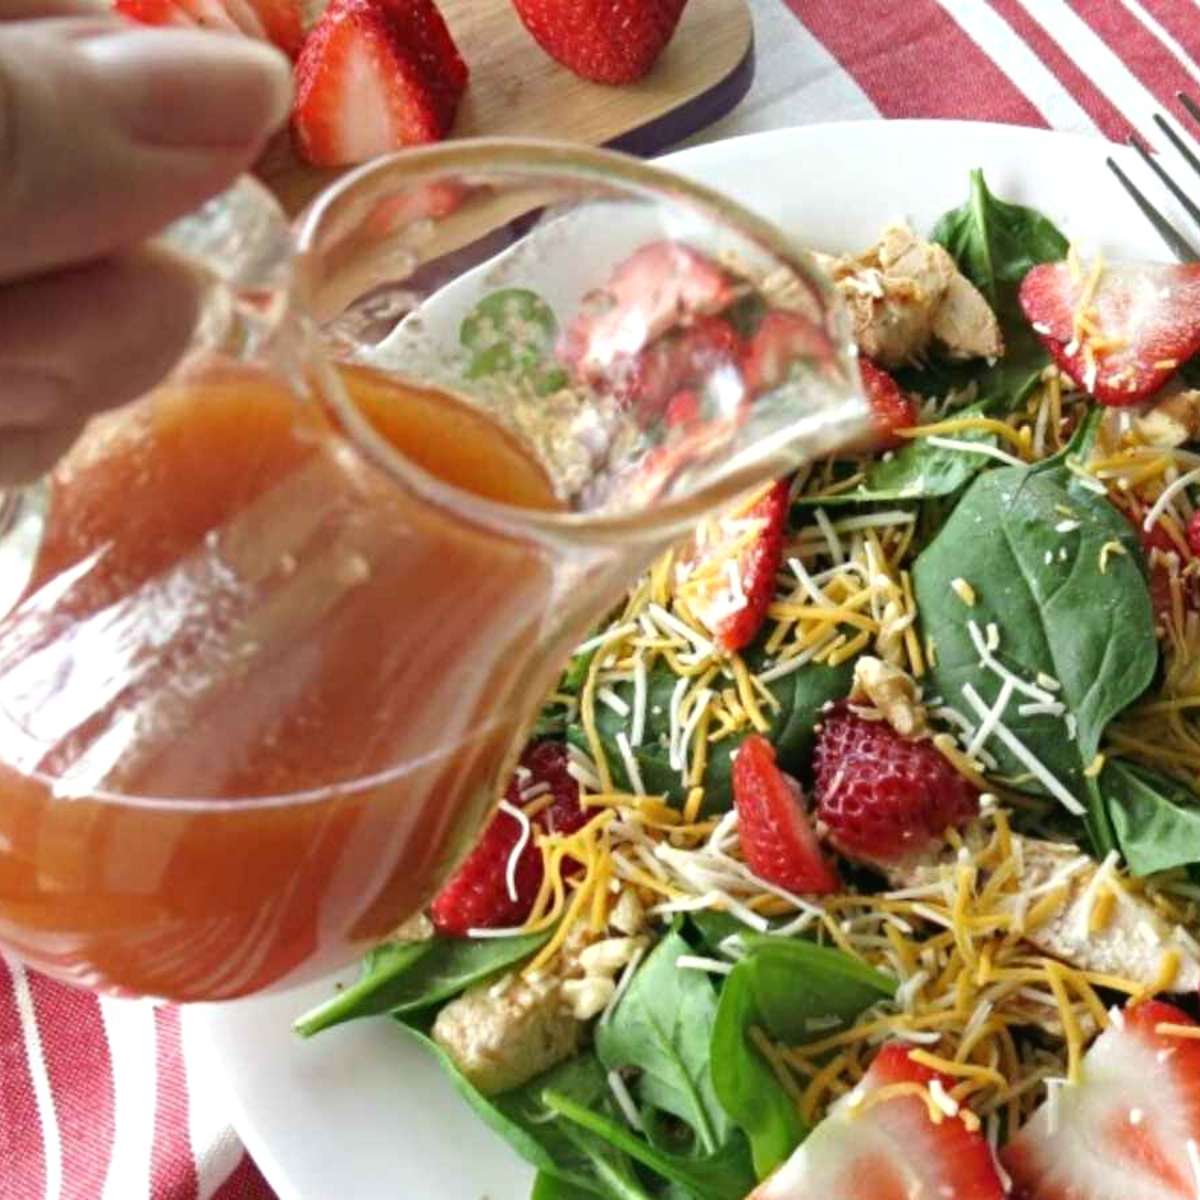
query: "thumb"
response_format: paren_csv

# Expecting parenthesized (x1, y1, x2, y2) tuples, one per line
(0, 19, 292, 285)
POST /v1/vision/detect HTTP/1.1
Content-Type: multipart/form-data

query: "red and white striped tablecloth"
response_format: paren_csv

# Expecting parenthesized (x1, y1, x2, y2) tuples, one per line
(3, 1, 1198, 1196)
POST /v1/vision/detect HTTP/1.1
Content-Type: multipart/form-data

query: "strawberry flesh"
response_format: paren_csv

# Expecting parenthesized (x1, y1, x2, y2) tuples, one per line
(732, 734, 840, 894)
(687, 478, 788, 653)
(510, 0, 688, 84)
(741, 310, 837, 396)
(292, 0, 467, 167)
(814, 702, 979, 867)
(1002, 999, 1200, 1200)
(560, 240, 733, 382)
(1019, 260, 1200, 406)
(116, 0, 303, 56)
(859, 356, 917, 449)
(430, 741, 584, 935)
(752, 1042, 1004, 1200)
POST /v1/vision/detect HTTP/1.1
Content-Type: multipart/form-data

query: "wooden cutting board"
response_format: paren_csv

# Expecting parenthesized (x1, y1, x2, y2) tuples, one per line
(257, 0, 755, 216)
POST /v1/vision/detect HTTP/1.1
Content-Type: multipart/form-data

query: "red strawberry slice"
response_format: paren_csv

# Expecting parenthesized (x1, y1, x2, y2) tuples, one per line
(859, 357, 917, 449)
(560, 240, 733, 381)
(814, 702, 980, 867)
(292, 0, 467, 167)
(510, 0, 688, 84)
(741, 310, 837, 396)
(430, 741, 584, 935)
(753, 1042, 1004, 1200)
(1002, 999, 1200, 1200)
(1019, 260, 1200, 406)
(624, 316, 744, 425)
(732, 734, 840, 894)
(116, 0, 303, 56)
(686, 478, 788, 653)
(1188, 511, 1200, 558)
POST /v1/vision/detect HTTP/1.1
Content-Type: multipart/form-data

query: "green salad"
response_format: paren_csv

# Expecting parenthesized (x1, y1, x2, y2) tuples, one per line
(298, 173, 1200, 1200)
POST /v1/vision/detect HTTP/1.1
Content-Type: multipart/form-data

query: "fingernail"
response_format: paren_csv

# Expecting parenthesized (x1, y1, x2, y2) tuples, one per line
(77, 28, 292, 148)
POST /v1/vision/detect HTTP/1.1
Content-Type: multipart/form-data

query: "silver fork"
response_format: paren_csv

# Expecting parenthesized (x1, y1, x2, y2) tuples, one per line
(1107, 93, 1200, 263)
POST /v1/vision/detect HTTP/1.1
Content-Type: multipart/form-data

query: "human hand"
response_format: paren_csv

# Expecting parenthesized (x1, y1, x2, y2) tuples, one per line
(0, 2, 291, 483)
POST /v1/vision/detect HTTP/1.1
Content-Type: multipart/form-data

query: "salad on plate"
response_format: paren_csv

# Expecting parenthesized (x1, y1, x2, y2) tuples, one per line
(297, 171, 1200, 1200)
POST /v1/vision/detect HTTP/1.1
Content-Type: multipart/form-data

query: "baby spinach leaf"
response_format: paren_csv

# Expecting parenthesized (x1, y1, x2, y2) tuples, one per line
(294, 931, 549, 1037)
(401, 1027, 645, 1199)
(913, 457, 1158, 851)
(596, 929, 728, 1155)
(923, 170, 1068, 418)
(460, 288, 566, 394)
(569, 656, 852, 812)
(710, 939, 895, 1178)
(796, 402, 998, 506)
(1103, 759, 1200, 876)
(531, 1174, 603, 1200)
(931, 169, 1068, 321)
(543, 1093, 757, 1200)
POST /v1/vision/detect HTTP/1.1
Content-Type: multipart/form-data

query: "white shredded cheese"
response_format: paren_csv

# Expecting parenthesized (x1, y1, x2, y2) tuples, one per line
(924, 436, 1026, 467)
(630, 653, 648, 747)
(615, 731, 646, 796)
(574, 622, 639, 656)
(1143, 466, 1200, 533)
(607, 1070, 644, 1131)
(675, 955, 734, 976)
(967, 677, 1016, 759)
(497, 800, 533, 904)
(597, 687, 631, 718)
(813, 507, 845, 564)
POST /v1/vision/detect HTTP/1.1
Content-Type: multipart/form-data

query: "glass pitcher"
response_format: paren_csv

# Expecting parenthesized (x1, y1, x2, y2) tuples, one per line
(0, 140, 866, 1001)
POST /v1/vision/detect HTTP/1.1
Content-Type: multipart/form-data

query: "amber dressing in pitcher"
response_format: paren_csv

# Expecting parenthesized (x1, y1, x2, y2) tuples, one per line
(0, 362, 565, 1000)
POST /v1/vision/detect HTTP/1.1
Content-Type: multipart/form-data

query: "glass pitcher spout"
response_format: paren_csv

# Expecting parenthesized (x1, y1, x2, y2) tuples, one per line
(0, 141, 867, 1001)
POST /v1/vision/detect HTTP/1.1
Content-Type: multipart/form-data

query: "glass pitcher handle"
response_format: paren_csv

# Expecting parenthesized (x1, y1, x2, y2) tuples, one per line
(0, 177, 298, 620)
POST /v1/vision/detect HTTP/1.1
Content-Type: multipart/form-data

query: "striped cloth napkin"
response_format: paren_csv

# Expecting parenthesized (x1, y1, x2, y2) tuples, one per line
(2, 1, 1197, 1196)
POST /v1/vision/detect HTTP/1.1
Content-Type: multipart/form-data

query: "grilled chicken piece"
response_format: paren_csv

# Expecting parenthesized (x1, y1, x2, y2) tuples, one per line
(817, 224, 1003, 367)
(892, 833, 1200, 993)
(432, 969, 581, 1094)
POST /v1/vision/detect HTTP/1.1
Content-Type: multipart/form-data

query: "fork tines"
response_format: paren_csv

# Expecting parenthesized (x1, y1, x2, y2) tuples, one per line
(1107, 92, 1200, 263)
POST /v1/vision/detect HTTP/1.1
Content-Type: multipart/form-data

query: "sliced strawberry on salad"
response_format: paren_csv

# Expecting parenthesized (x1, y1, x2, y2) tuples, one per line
(741, 310, 837, 396)
(1002, 999, 1200, 1200)
(560, 240, 734, 382)
(859, 356, 918, 448)
(683, 478, 788, 653)
(733, 733, 840, 894)
(430, 741, 584, 935)
(1019, 259, 1200, 406)
(510, 0, 688, 84)
(813, 701, 980, 868)
(292, 0, 467, 167)
(752, 1042, 1004, 1199)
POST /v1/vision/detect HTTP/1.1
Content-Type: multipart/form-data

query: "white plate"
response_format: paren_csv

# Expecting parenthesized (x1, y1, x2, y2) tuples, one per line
(193, 118, 1190, 1200)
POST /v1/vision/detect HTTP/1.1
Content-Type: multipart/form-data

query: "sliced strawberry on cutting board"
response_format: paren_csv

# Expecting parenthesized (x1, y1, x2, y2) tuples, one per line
(813, 701, 979, 867)
(430, 741, 584, 935)
(560, 240, 733, 381)
(1019, 260, 1200, 406)
(1002, 999, 1200, 1200)
(752, 1042, 1004, 1199)
(292, 0, 467, 167)
(116, 0, 303, 56)
(510, 0, 689, 84)
(684, 478, 788, 653)
(732, 734, 840, 894)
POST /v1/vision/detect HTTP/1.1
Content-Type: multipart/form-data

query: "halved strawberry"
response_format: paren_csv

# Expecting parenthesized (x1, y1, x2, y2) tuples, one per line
(1188, 510, 1200, 558)
(292, 0, 467, 167)
(732, 734, 840, 894)
(430, 741, 585, 935)
(814, 702, 980, 868)
(115, 0, 303, 57)
(741, 310, 836, 396)
(510, 0, 688, 85)
(685, 478, 788, 653)
(859, 357, 917, 449)
(623, 316, 744, 425)
(560, 240, 733, 381)
(753, 1042, 1004, 1199)
(1002, 999, 1200, 1200)
(1019, 260, 1200, 406)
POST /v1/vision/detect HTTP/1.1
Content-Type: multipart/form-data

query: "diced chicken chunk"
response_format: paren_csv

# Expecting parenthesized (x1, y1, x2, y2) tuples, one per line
(1135, 387, 1200, 448)
(818, 224, 1003, 367)
(432, 971, 581, 1095)
(892, 834, 1200, 993)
